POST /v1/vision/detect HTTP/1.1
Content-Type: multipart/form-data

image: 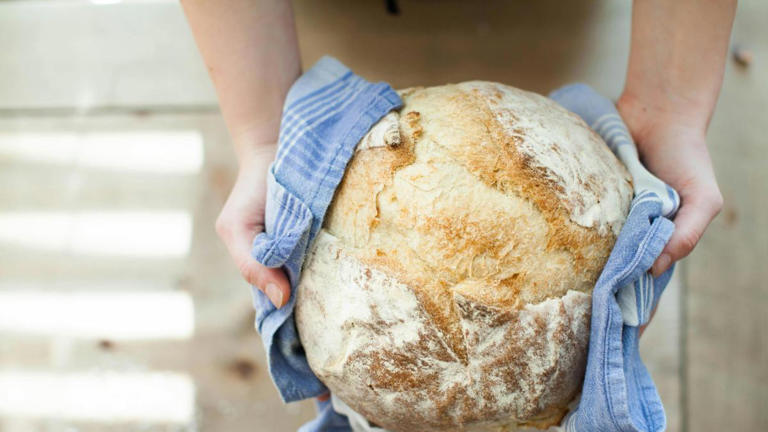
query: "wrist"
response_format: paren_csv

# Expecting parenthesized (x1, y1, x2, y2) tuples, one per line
(235, 139, 277, 172)
(232, 125, 279, 170)
(617, 90, 709, 142)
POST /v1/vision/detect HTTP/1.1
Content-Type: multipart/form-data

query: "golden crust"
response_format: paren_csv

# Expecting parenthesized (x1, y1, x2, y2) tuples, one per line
(299, 82, 633, 430)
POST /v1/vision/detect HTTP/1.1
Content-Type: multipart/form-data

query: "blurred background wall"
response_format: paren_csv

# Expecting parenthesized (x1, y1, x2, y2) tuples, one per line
(0, 1, 765, 431)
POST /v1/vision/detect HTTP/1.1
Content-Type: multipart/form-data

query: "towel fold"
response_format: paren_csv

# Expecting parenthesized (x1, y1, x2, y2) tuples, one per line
(250, 56, 402, 405)
(550, 84, 679, 432)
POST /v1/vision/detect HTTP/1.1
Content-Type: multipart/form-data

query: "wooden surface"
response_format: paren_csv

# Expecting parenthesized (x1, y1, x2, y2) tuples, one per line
(0, 0, 765, 431)
(684, 1, 768, 429)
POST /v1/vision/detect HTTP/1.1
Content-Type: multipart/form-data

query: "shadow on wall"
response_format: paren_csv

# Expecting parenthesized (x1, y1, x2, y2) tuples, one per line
(294, 0, 601, 92)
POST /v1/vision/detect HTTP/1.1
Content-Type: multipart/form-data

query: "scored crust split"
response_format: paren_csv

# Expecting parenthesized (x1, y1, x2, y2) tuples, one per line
(296, 82, 633, 431)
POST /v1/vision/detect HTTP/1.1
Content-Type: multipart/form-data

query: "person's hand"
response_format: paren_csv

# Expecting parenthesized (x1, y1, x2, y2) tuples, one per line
(215, 144, 291, 308)
(617, 94, 723, 278)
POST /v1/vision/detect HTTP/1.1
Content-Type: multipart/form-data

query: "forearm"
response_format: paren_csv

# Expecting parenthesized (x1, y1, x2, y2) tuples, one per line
(181, 0, 301, 165)
(620, 0, 736, 132)
(618, 0, 733, 277)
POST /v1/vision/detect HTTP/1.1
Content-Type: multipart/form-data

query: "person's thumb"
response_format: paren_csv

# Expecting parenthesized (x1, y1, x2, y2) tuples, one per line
(238, 255, 291, 309)
(651, 186, 722, 277)
(216, 218, 291, 308)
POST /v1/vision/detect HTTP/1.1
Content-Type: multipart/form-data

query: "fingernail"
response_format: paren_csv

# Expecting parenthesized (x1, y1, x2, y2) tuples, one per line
(265, 283, 284, 308)
(652, 253, 671, 278)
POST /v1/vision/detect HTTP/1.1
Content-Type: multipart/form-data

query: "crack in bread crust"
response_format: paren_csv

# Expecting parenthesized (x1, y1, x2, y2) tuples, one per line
(297, 82, 632, 431)
(297, 233, 591, 432)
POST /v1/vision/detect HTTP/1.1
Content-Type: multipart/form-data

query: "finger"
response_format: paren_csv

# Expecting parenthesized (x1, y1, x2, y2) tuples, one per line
(216, 218, 291, 308)
(651, 188, 722, 277)
(238, 256, 292, 309)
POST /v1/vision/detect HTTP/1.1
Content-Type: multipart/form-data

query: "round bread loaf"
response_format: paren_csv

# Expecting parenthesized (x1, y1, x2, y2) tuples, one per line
(295, 82, 633, 431)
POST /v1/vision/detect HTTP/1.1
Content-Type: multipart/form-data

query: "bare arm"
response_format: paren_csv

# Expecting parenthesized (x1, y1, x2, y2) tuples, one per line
(618, 0, 736, 276)
(182, 0, 301, 307)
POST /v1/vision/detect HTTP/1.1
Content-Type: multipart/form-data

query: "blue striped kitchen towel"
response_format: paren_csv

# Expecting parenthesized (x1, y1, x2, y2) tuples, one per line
(251, 56, 680, 431)
(250, 55, 401, 414)
(550, 84, 680, 432)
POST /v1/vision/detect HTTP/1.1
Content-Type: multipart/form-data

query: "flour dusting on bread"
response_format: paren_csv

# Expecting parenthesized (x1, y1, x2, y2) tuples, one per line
(296, 82, 633, 431)
(459, 81, 631, 236)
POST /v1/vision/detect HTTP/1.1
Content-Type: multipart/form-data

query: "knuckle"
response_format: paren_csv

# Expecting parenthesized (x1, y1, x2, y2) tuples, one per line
(237, 261, 257, 285)
(214, 214, 230, 238)
(238, 259, 264, 287)
(698, 185, 724, 215)
(709, 191, 724, 214)
(677, 230, 701, 257)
